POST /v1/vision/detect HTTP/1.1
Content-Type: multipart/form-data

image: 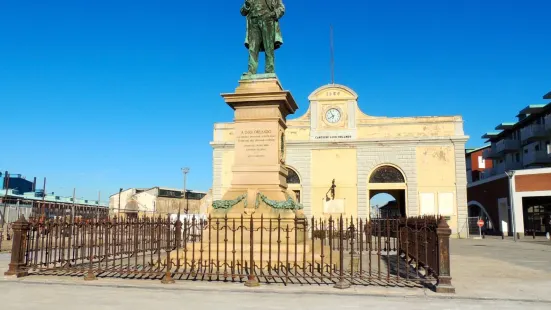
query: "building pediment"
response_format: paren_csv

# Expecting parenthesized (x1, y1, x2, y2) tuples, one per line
(308, 84, 358, 101)
(214, 83, 466, 144)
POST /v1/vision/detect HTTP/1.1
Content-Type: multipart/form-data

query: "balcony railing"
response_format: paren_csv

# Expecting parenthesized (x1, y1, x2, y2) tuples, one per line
(480, 168, 495, 179)
(507, 161, 523, 170)
(523, 150, 551, 167)
(483, 146, 501, 159)
(495, 139, 521, 154)
(545, 114, 551, 132)
(521, 124, 548, 144)
(481, 167, 498, 178)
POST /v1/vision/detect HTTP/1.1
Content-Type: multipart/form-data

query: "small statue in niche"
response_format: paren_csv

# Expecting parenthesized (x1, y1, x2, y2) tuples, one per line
(325, 179, 336, 201)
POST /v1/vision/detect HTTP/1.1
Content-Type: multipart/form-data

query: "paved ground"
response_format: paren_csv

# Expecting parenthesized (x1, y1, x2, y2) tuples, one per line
(1, 238, 550, 308)
(0, 239, 12, 252)
(1, 281, 550, 310)
(449, 237, 551, 301)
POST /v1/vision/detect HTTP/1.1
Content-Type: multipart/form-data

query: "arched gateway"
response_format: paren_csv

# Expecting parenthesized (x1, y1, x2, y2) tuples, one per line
(368, 165, 407, 219)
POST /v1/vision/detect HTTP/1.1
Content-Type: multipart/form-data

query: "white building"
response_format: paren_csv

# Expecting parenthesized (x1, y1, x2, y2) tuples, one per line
(109, 187, 209, 218)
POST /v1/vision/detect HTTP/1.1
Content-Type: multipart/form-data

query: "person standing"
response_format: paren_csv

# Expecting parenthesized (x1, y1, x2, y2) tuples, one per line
(545, 214, 551, 240)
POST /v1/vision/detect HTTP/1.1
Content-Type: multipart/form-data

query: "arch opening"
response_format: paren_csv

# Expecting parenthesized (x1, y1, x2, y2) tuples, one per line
(368, 165, 407, 218)
(370, 191, 406, 219)
(286, 166, 302, 203)
(286, 168, 301, 184)
(467, 201, 495, 233)
(369, 166, 405, 183)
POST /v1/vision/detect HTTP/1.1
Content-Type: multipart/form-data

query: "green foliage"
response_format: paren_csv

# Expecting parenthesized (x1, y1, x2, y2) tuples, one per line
(255, 192, 303, 210)
(212, 194, 248, 210)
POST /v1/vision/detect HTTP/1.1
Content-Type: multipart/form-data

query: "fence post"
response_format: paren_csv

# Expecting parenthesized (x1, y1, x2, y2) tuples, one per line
(162, 215, 175, 284)
(244, 215, 259, 287)
(4, 216, 30, 277)
(334, 215, 350, 289)
(84, 219, 97, 281)
(175, 218, 182, 269)
(435, 217, 455, 293)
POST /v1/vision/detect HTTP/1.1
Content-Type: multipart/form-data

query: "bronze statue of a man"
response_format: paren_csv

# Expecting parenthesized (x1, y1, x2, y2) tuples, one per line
(241, 0, 285, 75)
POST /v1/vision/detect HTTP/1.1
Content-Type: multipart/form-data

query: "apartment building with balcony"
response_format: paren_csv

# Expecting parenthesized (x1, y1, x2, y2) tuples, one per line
(466, 90, 551, 238)
(465, 145, 493, 183)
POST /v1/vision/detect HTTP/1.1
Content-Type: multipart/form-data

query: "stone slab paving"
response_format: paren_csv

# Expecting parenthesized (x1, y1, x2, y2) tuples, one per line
(449, 238, 551, 301)
(0, 281, 549, 310)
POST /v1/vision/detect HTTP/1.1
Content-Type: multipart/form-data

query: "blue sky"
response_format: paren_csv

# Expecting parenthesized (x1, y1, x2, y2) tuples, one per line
(1, 0, 550, 203)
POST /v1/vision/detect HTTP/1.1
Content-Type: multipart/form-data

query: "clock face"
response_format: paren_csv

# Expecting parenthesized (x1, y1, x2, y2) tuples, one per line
(325, 108, 341, 124)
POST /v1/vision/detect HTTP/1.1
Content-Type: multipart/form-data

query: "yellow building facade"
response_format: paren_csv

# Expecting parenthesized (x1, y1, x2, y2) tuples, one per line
(211, 84, 469, 237)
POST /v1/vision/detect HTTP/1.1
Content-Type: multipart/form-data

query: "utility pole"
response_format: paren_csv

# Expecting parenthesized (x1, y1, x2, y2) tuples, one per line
(71, 188, 76, 236)
(118, 188, 123, 216)
(505, 170, 517, 242)
(40, 177, 47, 217)
(97, 191, 101, 221)
(1, 172, 9, 229)
(182, 167, 190, 214)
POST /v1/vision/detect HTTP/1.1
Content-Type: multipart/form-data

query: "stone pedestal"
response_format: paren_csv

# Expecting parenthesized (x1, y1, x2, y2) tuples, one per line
(211, 76, 300, 218)
(169, 77, 336, 274)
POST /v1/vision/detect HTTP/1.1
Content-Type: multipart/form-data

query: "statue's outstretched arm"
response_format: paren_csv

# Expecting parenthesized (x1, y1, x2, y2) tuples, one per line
(240, 1, 250, 16)
(274, 1, 285, 19)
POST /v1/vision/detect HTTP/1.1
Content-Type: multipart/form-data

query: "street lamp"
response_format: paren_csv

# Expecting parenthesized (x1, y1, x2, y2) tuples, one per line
(181, 167, 190, 215)
(505, 170, 517, 242)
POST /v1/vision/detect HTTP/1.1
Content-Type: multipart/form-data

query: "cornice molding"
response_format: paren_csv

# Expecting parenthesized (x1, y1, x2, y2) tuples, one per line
(211, 136, 470, 149)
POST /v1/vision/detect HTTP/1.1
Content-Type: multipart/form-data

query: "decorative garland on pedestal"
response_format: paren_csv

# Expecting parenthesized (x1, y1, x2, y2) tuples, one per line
(211, 193, 248, 210)
(255, 192, 303, 210)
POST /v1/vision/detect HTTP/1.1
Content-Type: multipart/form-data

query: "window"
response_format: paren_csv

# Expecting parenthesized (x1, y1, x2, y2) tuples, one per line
(286, 168, 300, 184)
(535, 144, 540, 152)
(369, 166, 406, 183)
(293, 190, 301, 203)
(547, 141, 551, 154)
(185, 192, 206, 200)
(477, 156, 485, 169)
(159, 189, 183, 198)
(515, 153, 520, 163)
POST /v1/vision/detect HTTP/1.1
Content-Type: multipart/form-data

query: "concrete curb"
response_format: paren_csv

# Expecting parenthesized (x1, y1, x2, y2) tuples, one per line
(2, 276, 551, 304)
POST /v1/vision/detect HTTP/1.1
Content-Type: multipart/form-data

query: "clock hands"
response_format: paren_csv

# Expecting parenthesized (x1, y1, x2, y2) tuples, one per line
(326, 109, 340, 123)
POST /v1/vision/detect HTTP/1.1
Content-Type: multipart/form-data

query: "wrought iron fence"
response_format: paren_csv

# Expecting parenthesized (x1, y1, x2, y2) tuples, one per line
(4, 214, 454, 292)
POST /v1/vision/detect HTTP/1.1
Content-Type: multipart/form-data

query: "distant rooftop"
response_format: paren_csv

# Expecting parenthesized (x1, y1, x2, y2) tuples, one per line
(110, 186, 207, 197)
(481, 132, 500, 139)
(517, 104, 547, 116)
(466, 144, 490, 155)
(494, 122, 517, 130)
(5, 189, 108, 207)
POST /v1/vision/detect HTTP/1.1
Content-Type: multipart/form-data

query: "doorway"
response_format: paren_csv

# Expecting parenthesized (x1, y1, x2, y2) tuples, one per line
(286, 166, 301, 203)
(370, 190, 406, 218)
(522, 196, 551, 236)
(367, 165, 407, 219)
